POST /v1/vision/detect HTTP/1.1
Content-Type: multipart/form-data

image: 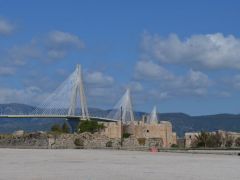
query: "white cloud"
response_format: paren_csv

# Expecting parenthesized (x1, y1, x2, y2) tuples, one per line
(127, 81, 143, 92)
(148, 90, 170, 100)
(45, 31, 85, 60)
(47, 49, 66, 59)
(0, 18, 14, 35)
(142, 32, 240, 69)
(134, 60, 211, 97)
(135, 60, 174, 80)
(184, 69, 210, 88)
(6, 42, 40, 66)
(0, 31, 85, 67)
(218, 91, 231, 98)
(0, 86, 45, 105)
(47, 31, 84, 48)
(85, 71, 114, 87)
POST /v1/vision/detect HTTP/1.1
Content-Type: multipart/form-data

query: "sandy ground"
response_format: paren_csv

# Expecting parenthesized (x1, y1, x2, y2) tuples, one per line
(0, 149, 239, 180)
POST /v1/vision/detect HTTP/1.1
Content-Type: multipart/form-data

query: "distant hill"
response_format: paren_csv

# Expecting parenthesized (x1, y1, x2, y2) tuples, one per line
(0, 103, 240, 137)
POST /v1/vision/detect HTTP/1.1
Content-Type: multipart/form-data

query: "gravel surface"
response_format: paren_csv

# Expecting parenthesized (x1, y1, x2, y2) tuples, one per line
(0, 149, 239, 180)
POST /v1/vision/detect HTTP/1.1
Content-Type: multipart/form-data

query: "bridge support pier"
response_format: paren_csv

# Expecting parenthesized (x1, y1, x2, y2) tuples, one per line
(67, 118, 80, 133)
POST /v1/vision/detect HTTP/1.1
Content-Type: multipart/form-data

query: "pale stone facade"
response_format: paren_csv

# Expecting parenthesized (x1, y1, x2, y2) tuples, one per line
(101, 121, 122, 139)
(185, 132, 200, 148)
(102, 118, 177, 148)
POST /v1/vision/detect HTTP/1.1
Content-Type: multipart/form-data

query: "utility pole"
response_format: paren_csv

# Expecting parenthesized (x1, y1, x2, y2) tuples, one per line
(120, 106, 123, 147)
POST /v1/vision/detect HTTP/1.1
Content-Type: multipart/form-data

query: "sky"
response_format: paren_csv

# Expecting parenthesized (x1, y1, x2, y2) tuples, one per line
(1, 0, 240, 115)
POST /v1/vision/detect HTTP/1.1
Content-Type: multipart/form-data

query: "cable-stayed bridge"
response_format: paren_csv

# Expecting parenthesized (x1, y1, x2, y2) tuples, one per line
(0, 64, 136, 132)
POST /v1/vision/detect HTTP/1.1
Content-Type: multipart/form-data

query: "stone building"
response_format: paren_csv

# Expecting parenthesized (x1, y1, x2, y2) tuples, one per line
(185, 132, 200, 148)
(102, 116, 177, 148)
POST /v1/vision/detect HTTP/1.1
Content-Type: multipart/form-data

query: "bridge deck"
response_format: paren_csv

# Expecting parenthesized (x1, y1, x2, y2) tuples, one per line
(0, 115, 118, 122)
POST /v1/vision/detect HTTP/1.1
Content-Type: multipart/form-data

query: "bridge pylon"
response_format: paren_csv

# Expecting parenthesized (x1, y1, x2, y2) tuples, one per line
(68, 64, 89, 120)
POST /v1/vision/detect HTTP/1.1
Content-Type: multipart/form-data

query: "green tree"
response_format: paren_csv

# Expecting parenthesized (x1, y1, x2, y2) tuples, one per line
(206, 132, 223, 148)
(78, 120, 105, 134)
(193, 131, 224, 148)
(51, 124, 62, 133)
(194, 131, 210, 148)
(235, 137, 240, 147)
(62, 122, 70, 133)
(225, 134, 234, 148)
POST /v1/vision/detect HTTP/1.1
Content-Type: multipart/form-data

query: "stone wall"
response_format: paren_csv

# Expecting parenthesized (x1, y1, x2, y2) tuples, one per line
(0, 133, 49, 148)
(0, 132, 165, 150)
(103, 120, 177, 148)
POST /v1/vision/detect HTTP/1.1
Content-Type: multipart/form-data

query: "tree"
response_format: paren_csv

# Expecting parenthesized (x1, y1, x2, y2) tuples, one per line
(193, 131, 224, 148)
(78, 120, 105, 134)
(194, 131, 210, 148)
(62, 122, 70, 133)
(235, 137, 240, 147)
(224, 134, 234, 148)
(206, 132, 223, 148)
(51, 124, 62, 133)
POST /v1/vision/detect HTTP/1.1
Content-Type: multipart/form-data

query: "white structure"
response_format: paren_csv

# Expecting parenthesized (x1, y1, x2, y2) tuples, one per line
(107, 88, 134, 123)
(68, 64, 89, 119)
(147, 106, 158, 124)
(33, 64, 89, 119)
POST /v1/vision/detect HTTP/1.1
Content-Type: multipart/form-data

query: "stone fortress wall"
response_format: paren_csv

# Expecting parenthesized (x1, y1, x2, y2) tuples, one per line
(102, 115, 177, 148)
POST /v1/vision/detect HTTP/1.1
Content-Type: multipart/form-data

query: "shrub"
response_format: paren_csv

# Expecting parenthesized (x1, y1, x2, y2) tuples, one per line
(51, 123, 70, 133)
(235, 137, 240, 147)
(78, 120, 105, 134)
(106, 141, 113, 147)
(123, 133, 131, 138)
(74, 138, 84, 147)
(138, 138, 146, 145)
(62, 122, 70, 133)
(193, 131, 224, 148)
(171, 144, 179, 148)
(51, 124, 62, 133)
(225, 136, 234, 148)
(206, 133, 223, 148)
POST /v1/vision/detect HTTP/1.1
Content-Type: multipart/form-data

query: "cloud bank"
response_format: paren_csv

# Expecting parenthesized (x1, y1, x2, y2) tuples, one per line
(142, 32, 240, 69)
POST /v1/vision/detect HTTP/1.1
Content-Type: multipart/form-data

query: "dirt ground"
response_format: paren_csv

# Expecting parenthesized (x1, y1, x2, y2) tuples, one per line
(0, 149, 239, 180)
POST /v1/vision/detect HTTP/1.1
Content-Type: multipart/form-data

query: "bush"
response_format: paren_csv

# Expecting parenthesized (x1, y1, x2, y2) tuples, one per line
(50, 122, 70, 133)
(62, 122, 70, 133)
(235, 137, 240, 147)
(171, 144, 179, 148)
(138, 138, 146, 145)
(106, 141, 113, 147)
(225, 137, 234, 148)
(51, 124, 62, 133)
(74, 138, 84, 147)
(206, 133, 223, 148)
(78, 120, 105, 134)
(123, 133, 131, 138)
(193, 131, 223, 148)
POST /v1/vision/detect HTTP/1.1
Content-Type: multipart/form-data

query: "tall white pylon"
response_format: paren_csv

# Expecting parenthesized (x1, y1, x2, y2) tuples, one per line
(107, 88, 134, 123)
(147, 106, 158, 124)
(68, 64, 89, 119)
(32, 64, 90, 118)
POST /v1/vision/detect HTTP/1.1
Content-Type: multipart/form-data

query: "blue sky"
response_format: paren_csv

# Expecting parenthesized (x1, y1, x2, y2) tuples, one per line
(1, 0, 240, 115)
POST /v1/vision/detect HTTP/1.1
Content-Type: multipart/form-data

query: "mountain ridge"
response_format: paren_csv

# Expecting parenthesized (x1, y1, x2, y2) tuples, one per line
(0, 103, 240, 136)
